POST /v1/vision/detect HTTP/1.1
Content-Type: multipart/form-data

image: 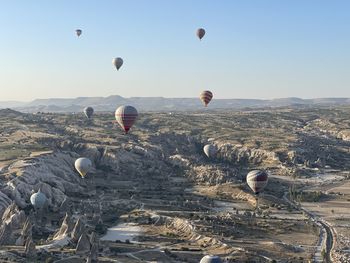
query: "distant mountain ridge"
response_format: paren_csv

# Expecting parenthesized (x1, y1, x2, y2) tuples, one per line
(1, 95, 350, 112)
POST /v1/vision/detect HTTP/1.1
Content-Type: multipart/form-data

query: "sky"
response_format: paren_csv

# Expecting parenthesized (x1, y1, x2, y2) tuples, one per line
(0, 0, 350, 101)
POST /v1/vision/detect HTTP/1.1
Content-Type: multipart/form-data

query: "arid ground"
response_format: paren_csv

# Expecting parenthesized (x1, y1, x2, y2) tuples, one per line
(0, 106, 349, 262)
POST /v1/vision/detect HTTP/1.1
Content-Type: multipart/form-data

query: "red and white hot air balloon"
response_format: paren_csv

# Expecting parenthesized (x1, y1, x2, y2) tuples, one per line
(246, 170, 268, 195)
(115, 105, 138, 134)
(200, 90, 213, 107)
(196, 28, 206, 40)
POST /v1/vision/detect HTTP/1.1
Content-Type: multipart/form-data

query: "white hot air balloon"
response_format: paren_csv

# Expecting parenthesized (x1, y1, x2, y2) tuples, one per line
(203, 144, 217, 158)
(200, 255, 222, 263)
(30, 189, 47, 210)
(75, 157, 92, 178)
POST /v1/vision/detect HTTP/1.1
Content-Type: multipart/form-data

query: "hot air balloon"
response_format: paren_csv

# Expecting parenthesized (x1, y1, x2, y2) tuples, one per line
(200, 255, 222, 263)
(30, 190, 47, 210)
(200, 90, 213, 106)
(75, 157, 92, 178)
(112, 57, 123, 70)
(203, 144, 217, 158)
(115, 105, 138, 134)
(76, 29, 82, 37)
(246, 170, 268, 195)
(83, 107, 94, 119)
(196, 28, 206, 40)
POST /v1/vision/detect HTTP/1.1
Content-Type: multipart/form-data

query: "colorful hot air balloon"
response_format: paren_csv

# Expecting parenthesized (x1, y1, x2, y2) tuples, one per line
(196, 28, 206, 40)
(76, 29, 82, 37)
(112, 57, 123, 71)
(200, 255, 222, 263)
(246, 170, 268, 195)
(203, 144, 217, 158)
(200, 90, 213, 106)
(75, 157, 92, 178)
(30, 190, 47, 210)
(115, 105, 138, 134)
(83, 107, 94, 119)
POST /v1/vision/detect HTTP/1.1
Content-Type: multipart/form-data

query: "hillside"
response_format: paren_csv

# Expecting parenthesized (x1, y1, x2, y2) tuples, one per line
(1, 96, 350, 112)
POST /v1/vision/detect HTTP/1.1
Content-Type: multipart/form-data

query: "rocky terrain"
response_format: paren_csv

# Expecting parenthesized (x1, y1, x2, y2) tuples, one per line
(0, 106, 349, 262)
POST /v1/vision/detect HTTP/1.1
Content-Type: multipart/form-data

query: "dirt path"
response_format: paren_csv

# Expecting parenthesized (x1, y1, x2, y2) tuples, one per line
(283, 187, 336, 263)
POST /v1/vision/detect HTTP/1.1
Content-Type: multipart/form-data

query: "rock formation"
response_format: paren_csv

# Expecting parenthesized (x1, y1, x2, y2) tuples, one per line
(75, 232, 91, 255)
(53, 213, 74, 240)
(24, 236, 36, 257)
(88, 232, 98, 262)
(15, 217, 32, 246)
(71, 218, 85, 242)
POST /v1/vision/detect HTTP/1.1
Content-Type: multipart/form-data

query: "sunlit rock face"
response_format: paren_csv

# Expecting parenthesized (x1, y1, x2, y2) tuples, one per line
(24, 236, 36, 257)
(1, 152, 84, 213)
(53, 213, 74, 240)
(0, 203, 26, 245)
(216, 143, 281, 166)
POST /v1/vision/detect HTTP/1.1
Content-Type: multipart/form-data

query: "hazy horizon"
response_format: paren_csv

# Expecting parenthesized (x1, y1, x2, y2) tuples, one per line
(1, 0, 350, 101)
(2, 94, 350, 104)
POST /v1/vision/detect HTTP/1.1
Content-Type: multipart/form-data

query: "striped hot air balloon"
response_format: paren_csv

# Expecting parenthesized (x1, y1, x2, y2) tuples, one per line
(115, 105, 138, 134)
(246, 170, 268, 195)
(196, 28, 206, 40)
(200, 90, 213, 106)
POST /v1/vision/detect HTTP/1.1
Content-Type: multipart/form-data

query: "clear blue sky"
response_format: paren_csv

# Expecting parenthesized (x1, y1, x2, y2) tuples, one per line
(1, 0, 350, 101)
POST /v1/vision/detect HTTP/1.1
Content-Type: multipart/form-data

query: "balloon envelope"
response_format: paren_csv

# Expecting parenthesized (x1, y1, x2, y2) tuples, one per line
(112, 57, 124, 70)
(30, 190, 47, 210)
(75, 157, 92, 178)
(200, 90, 213, 106)
(84, 107, 94, 119)
(203, 144, 217, 158)
(246, 170, 268, 194)
(76, 29, 82, 37)
(196, 28, 206, 40)
(200, 255, 222, 263)
(115, 105, 138, 134)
